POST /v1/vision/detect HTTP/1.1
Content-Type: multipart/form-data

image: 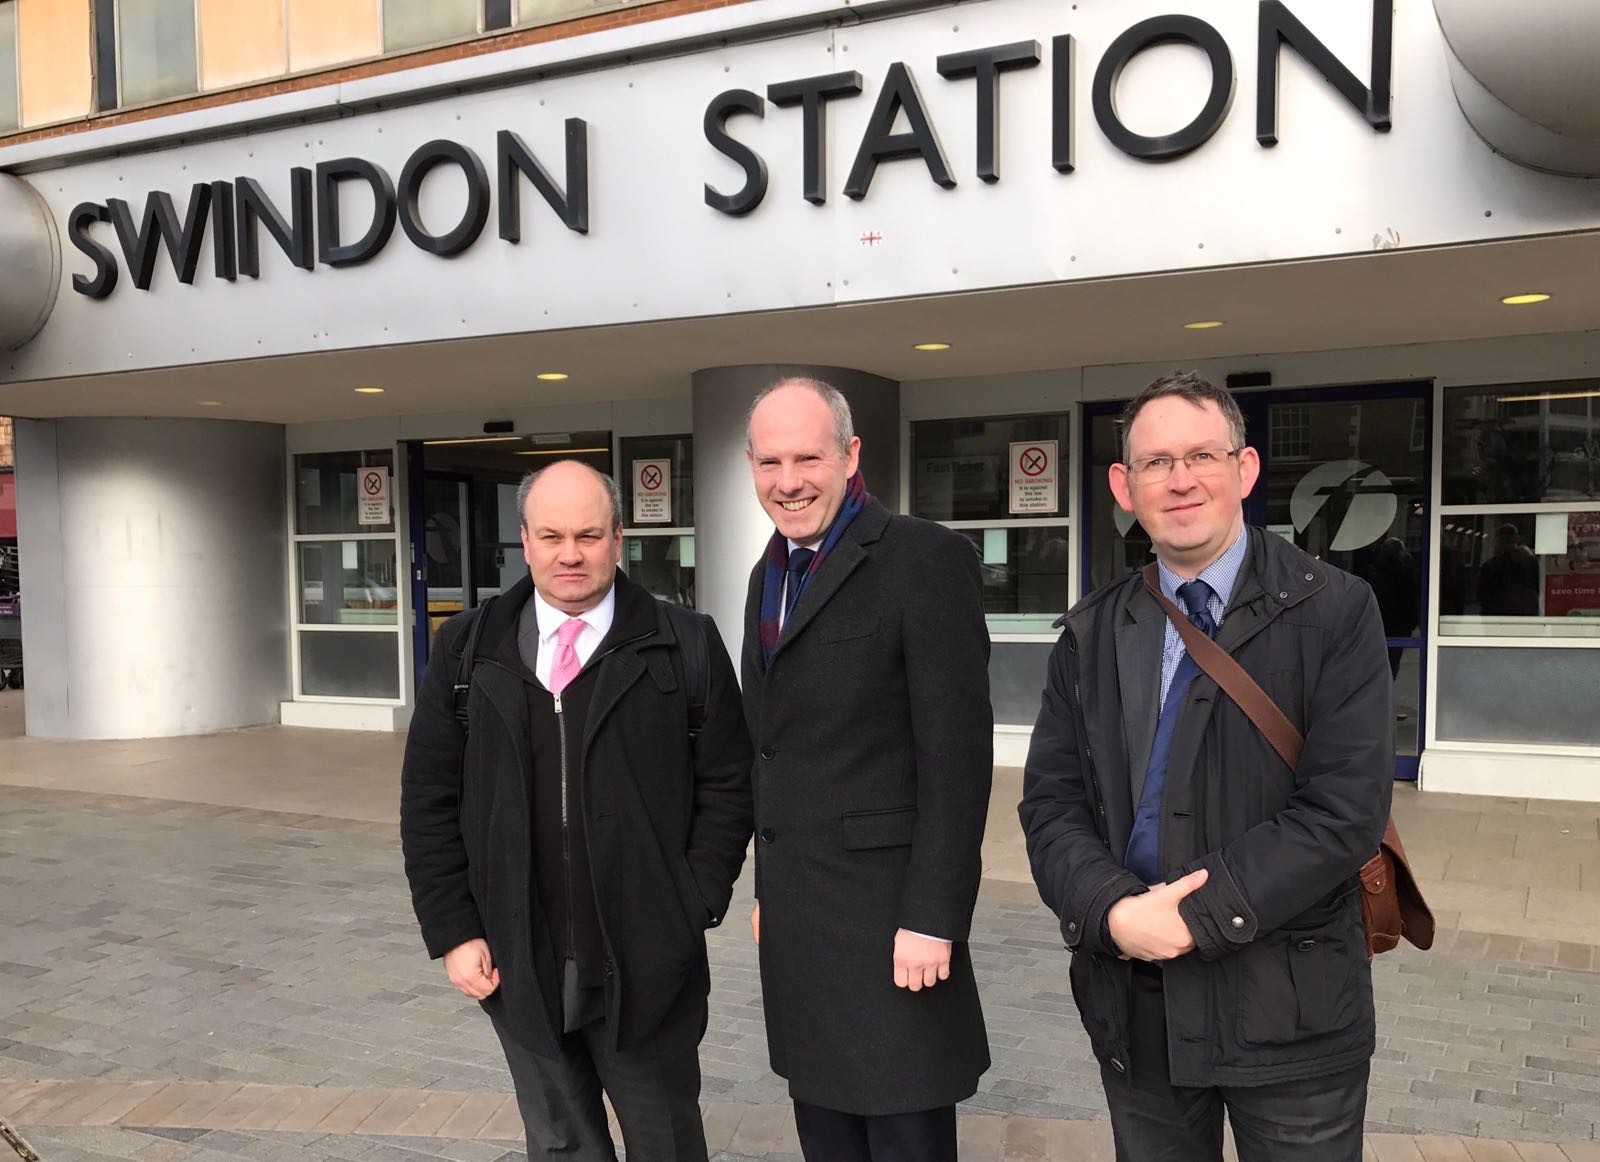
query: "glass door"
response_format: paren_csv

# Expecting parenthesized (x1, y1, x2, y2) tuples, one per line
(406, 433, 613, 687)
(1081, 382, 1432, 779)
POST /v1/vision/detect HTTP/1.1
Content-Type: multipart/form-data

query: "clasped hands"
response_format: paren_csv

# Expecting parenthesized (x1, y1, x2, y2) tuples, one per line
(1106, 868, 1208, 962)
(751, 902, 952, 991)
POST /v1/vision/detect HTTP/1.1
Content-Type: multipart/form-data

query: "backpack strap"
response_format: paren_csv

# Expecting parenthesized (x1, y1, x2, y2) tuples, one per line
(661, 602, 710, 738)
(451, 596, 498, 732)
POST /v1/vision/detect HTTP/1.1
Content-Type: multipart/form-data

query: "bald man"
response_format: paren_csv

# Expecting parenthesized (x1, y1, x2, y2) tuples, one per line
(402, 460, 753, 1161)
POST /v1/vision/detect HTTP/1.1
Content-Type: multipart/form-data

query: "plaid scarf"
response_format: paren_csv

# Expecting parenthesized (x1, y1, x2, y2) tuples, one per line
(758, 472, 871, 664)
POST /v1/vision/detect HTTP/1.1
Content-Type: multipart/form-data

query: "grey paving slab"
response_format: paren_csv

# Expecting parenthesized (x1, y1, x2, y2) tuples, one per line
(0, 787, 1597, 1150)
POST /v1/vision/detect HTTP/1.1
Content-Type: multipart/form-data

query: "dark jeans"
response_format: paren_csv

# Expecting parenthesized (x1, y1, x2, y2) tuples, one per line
(1103, 963, 1369, 1162)
(793, 1100, 957, 1162)
(491, 996, 708, 1162)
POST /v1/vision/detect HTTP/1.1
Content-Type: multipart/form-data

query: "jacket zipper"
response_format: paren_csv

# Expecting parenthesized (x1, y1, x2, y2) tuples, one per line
(1067, 628, 1112, 845)
(554, 688, 575, 966)
(547, 626, 657, 976)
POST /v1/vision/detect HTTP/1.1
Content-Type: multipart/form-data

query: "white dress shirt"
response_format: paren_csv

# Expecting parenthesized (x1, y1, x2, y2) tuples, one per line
(531, 585, 616, 689)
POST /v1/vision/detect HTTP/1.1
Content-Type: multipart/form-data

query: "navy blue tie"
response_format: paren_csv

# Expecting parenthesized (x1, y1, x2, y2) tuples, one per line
(784, 548, 815, 621)
(1125, 579, 1218, 885)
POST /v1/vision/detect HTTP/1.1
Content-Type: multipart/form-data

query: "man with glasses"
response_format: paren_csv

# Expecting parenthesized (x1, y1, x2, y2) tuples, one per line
(1020, 372, 1391, 1160)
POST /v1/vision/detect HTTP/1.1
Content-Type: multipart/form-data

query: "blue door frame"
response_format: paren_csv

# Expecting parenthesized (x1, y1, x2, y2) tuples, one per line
(1079, 381, 1433, 781)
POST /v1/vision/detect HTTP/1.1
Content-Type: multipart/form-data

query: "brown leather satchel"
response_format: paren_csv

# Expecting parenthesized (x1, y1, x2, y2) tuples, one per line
(1141, 566, 1435, 958)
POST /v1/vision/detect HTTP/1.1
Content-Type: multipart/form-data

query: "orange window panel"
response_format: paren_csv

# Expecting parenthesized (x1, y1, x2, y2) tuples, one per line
(287, 0, 379, 74)
(16, 0, 92, 127)
(199, 0, 286, 90)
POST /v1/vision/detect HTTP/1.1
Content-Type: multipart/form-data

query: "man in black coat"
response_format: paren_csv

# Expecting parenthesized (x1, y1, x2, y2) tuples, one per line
(741, 378, 994, 1162)
(1020, 373, 1392, 1161)
(401, 460, 753, 1162)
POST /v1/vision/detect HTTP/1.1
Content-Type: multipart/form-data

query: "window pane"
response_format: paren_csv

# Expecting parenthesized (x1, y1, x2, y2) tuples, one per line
(1443, 381, 1600, 505)
(0, 2, 17, 131)
(1436, 646, 1600, 746)
(951, 526, 1069, 633)
(912, 414, 1068, 522)
(518, 0, 597, 25)
(119, 0, 197, 105)
(620, 435, 692, 529)
(1087, 411, 1154, 591)
(299, 629, 400, 699)
(1438, 511, 1600, 638)
(383, 0, 477, 51)
(990, 640, 1051, 726)
(295, 450, 394, 535)
(297, 540, 398, 625)
(624, 535, 694, 607)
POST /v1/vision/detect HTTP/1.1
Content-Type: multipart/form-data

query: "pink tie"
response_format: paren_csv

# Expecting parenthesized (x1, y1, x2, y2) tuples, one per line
(548, 618, 586, 695)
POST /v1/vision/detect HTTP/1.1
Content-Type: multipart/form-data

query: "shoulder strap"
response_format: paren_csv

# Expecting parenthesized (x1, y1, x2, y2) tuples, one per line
(662, 602, 710, 737)
(1141, 564, 1303, 771)
(452, 596, 498, 732)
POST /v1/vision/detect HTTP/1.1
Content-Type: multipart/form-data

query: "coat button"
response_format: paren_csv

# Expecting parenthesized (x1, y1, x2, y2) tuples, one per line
(1231, 916, 1245, 929)
(1109, 1058, 1126, 1074)
(1066, 921, 1078, 933)
(1278, 591, 1289, 599)
(760, 827, 776, 843)
(760, 745, 776, 760)
(1305, 573, 1315, 581)
(1297, 939, 1317, 952)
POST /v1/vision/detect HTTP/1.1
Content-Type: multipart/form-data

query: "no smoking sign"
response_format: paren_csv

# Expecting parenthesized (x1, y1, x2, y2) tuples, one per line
(1009, 440, 1058, 514)
(357, 467, 390, 525)
(632, 458, 672, 524)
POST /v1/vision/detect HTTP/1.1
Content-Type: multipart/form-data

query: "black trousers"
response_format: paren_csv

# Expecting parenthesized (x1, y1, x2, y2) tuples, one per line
(490, 992, 708, 1162)
(793, 1100, 957, 1162)
(1103, 963, 1369, 1162)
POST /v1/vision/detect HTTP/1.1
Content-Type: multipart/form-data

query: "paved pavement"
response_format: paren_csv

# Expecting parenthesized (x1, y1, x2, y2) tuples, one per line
(1, 690, 1598, 1159)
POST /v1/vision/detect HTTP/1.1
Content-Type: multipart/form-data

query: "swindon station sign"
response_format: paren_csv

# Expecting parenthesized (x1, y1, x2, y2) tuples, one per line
(66, 1, 1391, 299)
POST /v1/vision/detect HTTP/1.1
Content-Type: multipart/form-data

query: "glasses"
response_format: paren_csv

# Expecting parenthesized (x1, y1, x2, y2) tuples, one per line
(1124, 447, 1242, 484)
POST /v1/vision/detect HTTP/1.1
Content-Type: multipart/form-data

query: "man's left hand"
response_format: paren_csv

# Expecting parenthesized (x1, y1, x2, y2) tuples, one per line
(893, 929, 951, 991)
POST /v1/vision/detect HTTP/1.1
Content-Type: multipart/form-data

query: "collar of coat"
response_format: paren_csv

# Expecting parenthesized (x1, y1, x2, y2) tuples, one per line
(1056, 525, 1329, 633)
(482, 568, 669, 668)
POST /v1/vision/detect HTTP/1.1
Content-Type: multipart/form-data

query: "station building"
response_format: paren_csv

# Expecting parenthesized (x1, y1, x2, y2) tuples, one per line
(1, 0, 1597, 798)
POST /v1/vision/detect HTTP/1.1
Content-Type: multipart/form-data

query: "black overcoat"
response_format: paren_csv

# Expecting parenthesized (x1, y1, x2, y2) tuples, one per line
(741, 500, 994, 1115)
(401, 571, 754, 1058)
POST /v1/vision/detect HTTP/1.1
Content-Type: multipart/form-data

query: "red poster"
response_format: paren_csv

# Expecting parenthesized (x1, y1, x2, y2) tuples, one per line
(0, 474, 15, 540)
(1545, 574, 1600, 617)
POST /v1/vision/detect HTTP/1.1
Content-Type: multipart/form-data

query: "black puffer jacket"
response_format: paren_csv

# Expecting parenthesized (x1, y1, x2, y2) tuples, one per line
(1020, 528, 1392, 1087)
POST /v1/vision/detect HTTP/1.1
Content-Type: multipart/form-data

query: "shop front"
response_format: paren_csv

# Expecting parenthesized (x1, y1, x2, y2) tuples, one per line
(1, 0, 1598, 795)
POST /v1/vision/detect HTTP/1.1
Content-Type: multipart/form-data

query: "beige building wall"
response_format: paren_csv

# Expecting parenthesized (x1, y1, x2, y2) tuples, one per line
(199, 0, 287, 90)
(287, 0, 380, 74)
(16, 0, 92, 127)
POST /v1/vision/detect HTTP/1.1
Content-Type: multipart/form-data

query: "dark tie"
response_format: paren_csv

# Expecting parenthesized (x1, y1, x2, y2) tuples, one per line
(784, 547, 816, 622)
(1125, 579, 1218, 885)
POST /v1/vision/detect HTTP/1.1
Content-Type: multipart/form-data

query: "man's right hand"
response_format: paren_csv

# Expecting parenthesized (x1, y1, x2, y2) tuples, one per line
(444, 938, 501, 1000)
(1106, 869, 1209, 962)
(751, 901, 760, 945)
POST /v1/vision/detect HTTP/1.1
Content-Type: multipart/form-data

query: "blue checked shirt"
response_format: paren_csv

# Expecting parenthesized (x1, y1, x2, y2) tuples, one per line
(1157, 529, 1249, 705)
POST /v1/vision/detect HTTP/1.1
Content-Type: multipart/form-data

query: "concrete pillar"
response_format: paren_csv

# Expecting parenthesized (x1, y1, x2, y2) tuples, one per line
(15, 418, 289, 739)
(691, 365, 900, 668)
(0, 175, 59, 350)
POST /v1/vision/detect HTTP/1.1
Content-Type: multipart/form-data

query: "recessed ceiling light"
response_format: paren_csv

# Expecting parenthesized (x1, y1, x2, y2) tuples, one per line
(354, 386, 385, 394)
(913, 342, 952, 352)
(197, 400, 222, 407)
(1501, 293, 1551, 306)
(1183, 320, 1225, 330)
(536, 372, 569, 381)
